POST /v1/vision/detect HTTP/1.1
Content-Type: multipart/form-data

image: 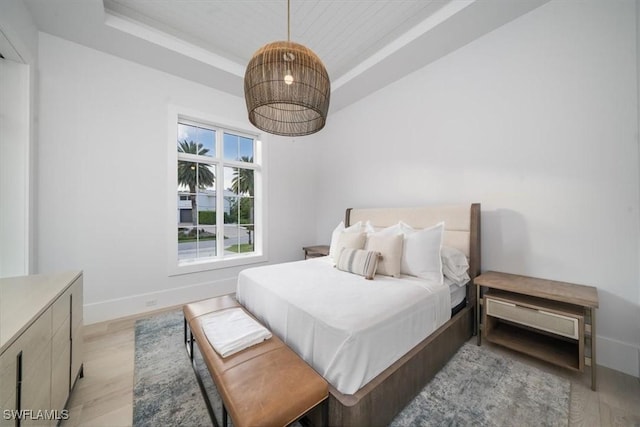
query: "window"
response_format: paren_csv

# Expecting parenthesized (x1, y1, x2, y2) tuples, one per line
(170, 111, 264, 274)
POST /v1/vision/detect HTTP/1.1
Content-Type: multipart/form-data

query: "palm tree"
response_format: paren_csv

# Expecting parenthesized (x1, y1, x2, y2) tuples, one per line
(231, 157, 254, 246)
(177, 140, 214, 225)
(231, 156, 254, 196)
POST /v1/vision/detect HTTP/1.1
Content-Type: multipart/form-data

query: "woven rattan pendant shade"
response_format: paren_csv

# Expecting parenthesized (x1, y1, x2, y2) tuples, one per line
(244, 15, 330, 136)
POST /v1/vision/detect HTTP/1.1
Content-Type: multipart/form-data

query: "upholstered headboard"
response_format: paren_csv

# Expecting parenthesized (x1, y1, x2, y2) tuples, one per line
(345, 203, 481, 283)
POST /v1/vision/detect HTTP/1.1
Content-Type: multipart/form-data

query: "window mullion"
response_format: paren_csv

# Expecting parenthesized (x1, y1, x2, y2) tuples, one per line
(195, 160, 200, 260)
(216, 129, 225, 258)
(224, 159, 259, 170)
(177, 152, 202, 163)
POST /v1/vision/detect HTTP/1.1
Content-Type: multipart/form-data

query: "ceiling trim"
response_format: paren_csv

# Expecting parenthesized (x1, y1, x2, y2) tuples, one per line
(104, 10, 245, 78)
(333, 0, 475, 90)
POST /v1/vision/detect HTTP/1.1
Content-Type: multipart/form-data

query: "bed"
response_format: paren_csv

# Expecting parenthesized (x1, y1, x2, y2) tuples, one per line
(237, 204, 481, 426)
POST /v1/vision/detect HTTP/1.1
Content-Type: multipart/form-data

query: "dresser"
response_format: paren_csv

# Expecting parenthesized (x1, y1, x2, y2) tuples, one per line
(0, 271, 83, 426)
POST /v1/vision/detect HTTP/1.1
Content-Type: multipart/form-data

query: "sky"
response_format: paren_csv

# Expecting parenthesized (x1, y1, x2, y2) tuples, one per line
(177, 122, 255, 192)
(177, 122, 254, 161)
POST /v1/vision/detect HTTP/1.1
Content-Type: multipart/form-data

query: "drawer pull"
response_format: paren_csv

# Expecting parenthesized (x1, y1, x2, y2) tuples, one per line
(516, 305, 539, 313)
(16, 351, 22, 427)
(539, 310, 558, 316)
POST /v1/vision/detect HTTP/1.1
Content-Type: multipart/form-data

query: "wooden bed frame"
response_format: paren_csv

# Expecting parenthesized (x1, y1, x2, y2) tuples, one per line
(308, 203, 481, 426)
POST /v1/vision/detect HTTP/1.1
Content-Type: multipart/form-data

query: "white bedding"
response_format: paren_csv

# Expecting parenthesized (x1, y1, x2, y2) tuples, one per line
(447, 277, 467, 308)
(236, 257, 451, 395)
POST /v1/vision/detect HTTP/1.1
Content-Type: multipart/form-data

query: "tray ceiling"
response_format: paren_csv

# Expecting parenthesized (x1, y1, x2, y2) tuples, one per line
(23, 0, 549, 112)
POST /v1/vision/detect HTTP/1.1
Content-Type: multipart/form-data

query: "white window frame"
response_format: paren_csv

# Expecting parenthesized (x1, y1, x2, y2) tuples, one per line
(167, 105, 268, 276)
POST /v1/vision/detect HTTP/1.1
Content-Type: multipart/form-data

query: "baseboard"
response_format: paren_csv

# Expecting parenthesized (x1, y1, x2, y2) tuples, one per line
(596, 334, 640, 378)
(83, 277, 236, 324)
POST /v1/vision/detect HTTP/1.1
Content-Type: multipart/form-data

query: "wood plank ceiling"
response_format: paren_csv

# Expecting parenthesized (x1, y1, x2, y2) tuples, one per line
(103, 0, 441, 81)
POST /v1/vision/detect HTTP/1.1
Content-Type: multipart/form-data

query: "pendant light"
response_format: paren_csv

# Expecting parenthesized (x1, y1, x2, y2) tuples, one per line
(244, 0, 330, 136)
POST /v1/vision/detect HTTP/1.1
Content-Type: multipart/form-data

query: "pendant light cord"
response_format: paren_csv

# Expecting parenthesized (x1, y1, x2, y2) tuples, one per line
(287, 0, 291, 42)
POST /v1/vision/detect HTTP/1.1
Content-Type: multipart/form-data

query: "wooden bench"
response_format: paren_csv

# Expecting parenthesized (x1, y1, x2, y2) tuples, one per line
(183, 295, 329, 427)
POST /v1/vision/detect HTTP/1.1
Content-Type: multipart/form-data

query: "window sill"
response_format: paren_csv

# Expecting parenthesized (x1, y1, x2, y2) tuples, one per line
(169, 253, 267, 276)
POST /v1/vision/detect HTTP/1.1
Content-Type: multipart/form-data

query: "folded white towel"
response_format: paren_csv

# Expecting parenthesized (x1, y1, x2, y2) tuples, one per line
(201, 308, 272, 358)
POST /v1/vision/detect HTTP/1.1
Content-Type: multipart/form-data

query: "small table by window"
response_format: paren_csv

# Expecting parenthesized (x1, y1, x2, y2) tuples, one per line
(303, 245, 329, 260)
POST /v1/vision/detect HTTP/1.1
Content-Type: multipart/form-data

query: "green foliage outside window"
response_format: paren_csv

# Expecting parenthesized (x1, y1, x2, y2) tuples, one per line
(198, 210, 216, 225)
(178, 228, 216, 242)
(228, 198, 253, 225)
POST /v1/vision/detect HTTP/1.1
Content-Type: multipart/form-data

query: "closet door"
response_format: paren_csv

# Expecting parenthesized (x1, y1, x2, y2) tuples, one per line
(0, 57, 31, 277)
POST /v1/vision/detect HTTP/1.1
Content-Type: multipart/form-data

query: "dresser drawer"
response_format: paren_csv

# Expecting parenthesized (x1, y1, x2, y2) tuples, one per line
(485, 297, 579, 339)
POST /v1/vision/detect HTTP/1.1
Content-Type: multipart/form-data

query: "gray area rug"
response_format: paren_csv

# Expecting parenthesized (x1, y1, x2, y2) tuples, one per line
(133, 309, 213, 427)
(133, 310, 570, 427)
(389, 342, 570, 427)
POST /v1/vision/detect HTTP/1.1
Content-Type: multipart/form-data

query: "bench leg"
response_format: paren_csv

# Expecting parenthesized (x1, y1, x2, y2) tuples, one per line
(184, 317, 191, 358)
(184, 315, 220, 427)
(222, 405, 228, 427)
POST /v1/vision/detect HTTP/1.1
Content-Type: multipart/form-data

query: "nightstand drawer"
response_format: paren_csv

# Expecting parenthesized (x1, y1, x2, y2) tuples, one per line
(485, 297, 579, 339)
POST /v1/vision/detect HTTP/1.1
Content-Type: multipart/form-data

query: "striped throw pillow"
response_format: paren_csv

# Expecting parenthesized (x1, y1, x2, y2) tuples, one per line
(336, 248, 381, 280)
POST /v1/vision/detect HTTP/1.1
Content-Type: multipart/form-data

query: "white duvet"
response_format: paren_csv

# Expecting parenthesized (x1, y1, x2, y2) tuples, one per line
(236, 257, 451, 395)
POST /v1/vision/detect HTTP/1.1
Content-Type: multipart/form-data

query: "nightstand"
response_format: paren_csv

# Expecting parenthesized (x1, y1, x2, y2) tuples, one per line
(475, 271, 599, 390)
(302, 245, 329, 259)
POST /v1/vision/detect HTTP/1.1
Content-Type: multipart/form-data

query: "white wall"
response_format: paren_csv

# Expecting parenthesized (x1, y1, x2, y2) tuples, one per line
(313, 0, 640, 377)
(37, 33, 317, 323)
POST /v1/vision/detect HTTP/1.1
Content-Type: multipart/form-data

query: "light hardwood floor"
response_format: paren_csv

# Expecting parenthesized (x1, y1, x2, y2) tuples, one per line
(62, 307, 640, 427)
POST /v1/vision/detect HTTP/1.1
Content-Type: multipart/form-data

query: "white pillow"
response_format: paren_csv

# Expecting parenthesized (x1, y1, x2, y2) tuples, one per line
(399, 222, 444, 284)
(336, 231, 366, 253)
(329, 221, 363, 263)
(441, 246, 470, 286)
(364, 221, 402, 236)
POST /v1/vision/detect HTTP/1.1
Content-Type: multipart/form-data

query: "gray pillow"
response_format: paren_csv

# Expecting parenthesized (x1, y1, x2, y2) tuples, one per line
(336, 248, 381, 280)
